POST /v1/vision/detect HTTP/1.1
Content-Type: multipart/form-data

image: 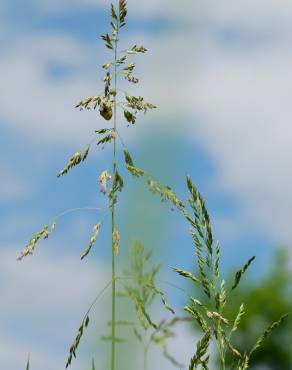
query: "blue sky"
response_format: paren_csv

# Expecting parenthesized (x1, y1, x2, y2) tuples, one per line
(1, 1, 292, 369)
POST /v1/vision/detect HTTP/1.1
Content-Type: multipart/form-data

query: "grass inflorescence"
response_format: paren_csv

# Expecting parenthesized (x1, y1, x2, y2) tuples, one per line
(18, 1, 289, 370)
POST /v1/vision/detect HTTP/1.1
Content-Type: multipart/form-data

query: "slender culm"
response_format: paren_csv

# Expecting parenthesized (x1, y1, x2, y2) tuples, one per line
(111, 14, 119, 370)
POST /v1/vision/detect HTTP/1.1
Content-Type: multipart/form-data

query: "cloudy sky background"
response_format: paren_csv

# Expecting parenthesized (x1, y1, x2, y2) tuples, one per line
(1, 0, 292, 369)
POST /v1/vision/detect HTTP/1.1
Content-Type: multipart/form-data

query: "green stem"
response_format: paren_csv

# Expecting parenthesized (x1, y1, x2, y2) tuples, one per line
(143, 329, 148, 370)
(111, 21, 119, 370)
(218, 332, 226, 370)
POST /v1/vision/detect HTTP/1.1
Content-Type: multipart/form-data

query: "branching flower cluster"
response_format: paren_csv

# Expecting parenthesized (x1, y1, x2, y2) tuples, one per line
(18, 1, 288, 370)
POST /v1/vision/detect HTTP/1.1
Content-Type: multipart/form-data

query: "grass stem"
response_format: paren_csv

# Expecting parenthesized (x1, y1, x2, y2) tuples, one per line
(111, 19, 119, 370)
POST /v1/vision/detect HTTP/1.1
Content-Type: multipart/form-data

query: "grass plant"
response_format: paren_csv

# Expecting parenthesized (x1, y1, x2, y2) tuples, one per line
(18, 1, 289, 370)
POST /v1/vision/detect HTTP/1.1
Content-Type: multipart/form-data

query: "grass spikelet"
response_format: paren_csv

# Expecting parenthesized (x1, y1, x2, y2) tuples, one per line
(124, 110, 136, 124)
(99, 170, 111, 194)
(97, 131, 115, 147)
(231, 303, 245, 335)
(147, 177, 184, 210)
(95, 128, 111, 135)
(189, 330, 211, 370)
(238, 354, 250, 370)
(57, 145, 90, 177)
(207, 311, 229, 326)
(123, 149, 144, 177)
(184, 305, 209, 333)
(249, 314, 289, 357)
(232, 256, 256, 290)
(75, 95, 101, 110)
(191, 230, 211, 298)
(119, 0, 127, 25)
(214, 241, 220, 278)
(112, 228, 120, 255)
(92, 358, 96, 370)
(66, 315, 90, 368)
(218, 279, 226, 310)
(127, 45, 147, 54)
(110, 3, 118, 20)
(124, 95, 156, 112)
(133, 327, 142, 342)
(172, 267, 200, 284)
(137, 298, 158, 329)
(18, 225, 49, 261)
(224, 336, 241, 358)
(111, 171, 124, 194)
(81, 223, 101, 260)
(147, 284, 175, 314)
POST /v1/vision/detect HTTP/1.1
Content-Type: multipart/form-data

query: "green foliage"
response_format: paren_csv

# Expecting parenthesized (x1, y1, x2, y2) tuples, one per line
(175, 176, 288, 370)
(118, 241, 181, 369)
(18, 1, 290, 370)
(224, 249, 292, 370)
(189, 330, 211, 370)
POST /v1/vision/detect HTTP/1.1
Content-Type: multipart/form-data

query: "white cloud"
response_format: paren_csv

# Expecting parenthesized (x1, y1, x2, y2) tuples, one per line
(136, 19, 292, 244)
(0, 166, 31, 202)
(23, 0, 292, 32)
(0, 245, 109, 370)
(0, 33, 100, 145)
(2, 0, 292, 246)
(189, 39, 292, 242)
